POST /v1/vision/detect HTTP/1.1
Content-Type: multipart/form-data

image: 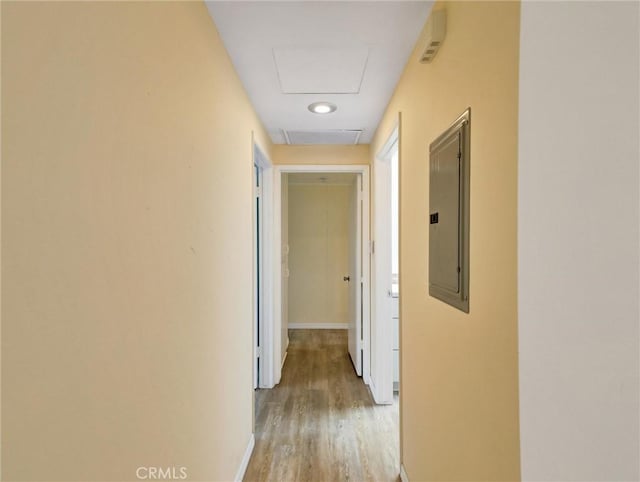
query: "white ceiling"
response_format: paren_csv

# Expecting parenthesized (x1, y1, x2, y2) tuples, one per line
(206, 1, 433, 145)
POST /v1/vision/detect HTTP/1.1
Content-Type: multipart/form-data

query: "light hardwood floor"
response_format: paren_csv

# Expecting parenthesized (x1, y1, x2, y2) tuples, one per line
(244, 329, 400, 482)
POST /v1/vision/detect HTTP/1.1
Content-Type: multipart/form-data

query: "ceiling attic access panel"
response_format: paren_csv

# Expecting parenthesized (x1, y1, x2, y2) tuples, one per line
(273, 46, 369, 94)
(429, 109, 470, 313)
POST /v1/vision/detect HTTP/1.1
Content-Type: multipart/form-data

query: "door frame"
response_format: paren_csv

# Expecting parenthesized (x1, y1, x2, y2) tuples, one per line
(252, 160, 263, 390)
(252, 139, 273, 389)
(371, 123, 399, 404)
(267, 164, 371, 387)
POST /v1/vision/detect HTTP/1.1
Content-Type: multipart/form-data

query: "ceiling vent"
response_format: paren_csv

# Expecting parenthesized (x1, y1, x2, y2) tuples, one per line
(283, 129, 363, 145)
(420, 10, 446, 63)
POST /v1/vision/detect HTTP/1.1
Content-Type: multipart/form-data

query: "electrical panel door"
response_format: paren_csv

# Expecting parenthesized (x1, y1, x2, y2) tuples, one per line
(429, 109, 470, 312)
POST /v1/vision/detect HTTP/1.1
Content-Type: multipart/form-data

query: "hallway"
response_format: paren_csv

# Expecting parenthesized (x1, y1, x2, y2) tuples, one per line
(245, 330, 399, 482)
(3, 2, 638, 481)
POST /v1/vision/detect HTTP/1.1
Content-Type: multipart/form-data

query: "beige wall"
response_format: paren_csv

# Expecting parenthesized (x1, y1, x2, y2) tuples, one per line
(288, 184, 351, 326)
(2, 2, 270, 481)
(273, 144, 370, 165)
(371, 2, 521, 480)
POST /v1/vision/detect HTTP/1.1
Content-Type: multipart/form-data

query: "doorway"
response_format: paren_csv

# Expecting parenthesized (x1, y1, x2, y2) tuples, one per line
(371, 124, 400, 404)
(284, 172, 362, 375)
(267, 165, 371, 387)
(253, 161, 263, 390)
(252, 141, 273, 390)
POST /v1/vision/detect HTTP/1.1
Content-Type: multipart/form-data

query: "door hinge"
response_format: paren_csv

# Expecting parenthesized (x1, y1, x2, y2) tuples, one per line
(256, 346, 262, 357)
(255, 186, 262, 197)
(370, 240, 375, 254)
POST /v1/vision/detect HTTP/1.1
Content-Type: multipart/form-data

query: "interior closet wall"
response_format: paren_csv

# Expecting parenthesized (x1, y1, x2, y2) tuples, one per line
(288, 182, 352, 327)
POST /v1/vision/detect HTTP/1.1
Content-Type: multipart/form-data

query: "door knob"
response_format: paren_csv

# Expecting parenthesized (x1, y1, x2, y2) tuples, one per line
(343, 276, 350, 282)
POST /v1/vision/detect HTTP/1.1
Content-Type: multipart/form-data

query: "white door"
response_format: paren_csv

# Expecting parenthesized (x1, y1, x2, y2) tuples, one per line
(371, 129, 399, 404)
(390, 151, 400, 391)
(348, 175, 362, 375)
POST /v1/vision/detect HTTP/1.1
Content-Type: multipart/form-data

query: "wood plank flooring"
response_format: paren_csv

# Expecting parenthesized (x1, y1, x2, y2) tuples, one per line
(244, 329, 399, 482)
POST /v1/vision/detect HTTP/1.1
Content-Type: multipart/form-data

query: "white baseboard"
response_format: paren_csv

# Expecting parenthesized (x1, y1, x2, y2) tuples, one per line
(400, 464, 409, 482)
(288, 322, 348, 329)
(234, 433, 255, 482)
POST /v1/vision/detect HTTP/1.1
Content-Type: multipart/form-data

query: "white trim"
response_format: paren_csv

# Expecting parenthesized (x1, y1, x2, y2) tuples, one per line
(400, 464, 409, 482)
(362, 170, 371, 385)
(275, 165, 370, 173)
(288, 323, 349, 330)
(377, 123, 399, 161)
(252, 143, 262, 391)
(281, 351, 288, 369)
(260, 162, 274, 389)
(234, 433, 255, 482)
(288, 181, 355, 186)
(271, 164, 371, 387)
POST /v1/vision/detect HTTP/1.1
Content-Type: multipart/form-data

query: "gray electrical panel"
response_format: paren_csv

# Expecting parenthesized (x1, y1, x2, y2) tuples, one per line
(429, 109, 470, 312)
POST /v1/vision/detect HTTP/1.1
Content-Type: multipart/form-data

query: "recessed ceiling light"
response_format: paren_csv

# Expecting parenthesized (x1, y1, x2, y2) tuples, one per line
(308, 102, 337, 114)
